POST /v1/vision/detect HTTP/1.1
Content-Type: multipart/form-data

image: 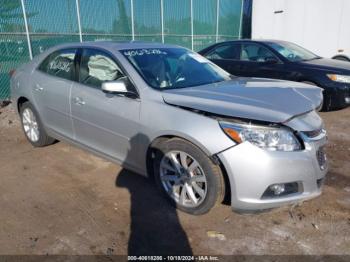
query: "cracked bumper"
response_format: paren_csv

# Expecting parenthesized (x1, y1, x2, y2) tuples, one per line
(217, 132, 328, 211)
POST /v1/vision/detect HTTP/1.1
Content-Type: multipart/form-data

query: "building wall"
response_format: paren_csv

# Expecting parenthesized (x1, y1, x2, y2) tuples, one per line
(252, 0, 350, 59)
(0, 0, 245, 99)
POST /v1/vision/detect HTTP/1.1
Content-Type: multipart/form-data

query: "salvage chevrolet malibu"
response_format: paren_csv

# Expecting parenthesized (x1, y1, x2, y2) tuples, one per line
(10, 42, 328, 215)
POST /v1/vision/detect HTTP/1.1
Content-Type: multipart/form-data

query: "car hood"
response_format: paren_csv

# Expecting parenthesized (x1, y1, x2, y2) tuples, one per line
(162, 78, 323, 123)
(300, 58, 350, 73)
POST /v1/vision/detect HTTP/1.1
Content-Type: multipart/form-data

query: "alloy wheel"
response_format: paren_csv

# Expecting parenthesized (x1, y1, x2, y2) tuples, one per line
(159, 151, 208, 207)
(22, 108, 40, 142)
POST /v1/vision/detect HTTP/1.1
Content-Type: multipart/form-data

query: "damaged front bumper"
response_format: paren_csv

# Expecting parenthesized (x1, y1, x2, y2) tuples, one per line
(217, 129, 328, 211)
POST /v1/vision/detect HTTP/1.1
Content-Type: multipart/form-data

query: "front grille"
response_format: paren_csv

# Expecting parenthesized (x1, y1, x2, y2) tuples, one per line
(316, 147, 327, 170)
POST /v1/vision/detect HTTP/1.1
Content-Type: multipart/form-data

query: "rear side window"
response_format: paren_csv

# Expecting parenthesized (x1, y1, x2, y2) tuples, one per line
(38, 49, 77, 81)
(205, 43, 241, 60)
(79, 49, 125, 89)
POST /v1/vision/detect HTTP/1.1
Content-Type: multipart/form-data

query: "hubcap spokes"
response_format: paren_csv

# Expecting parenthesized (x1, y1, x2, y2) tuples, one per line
(160, 151, 207, 207)
(22, 108, 39, 142)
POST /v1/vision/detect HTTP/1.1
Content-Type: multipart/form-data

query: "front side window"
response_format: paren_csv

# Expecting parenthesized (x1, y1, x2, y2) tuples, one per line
(122, 48, 231, 89)
(39, 49, 77, 81)
(266, 42, 319, 62)
(240, 43, 277, 62)
(79, 49, 125, 88)
(205, 44, 241, 60)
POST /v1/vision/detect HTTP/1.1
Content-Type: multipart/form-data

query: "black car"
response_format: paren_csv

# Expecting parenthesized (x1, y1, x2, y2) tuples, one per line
(199, 40, 350, 111)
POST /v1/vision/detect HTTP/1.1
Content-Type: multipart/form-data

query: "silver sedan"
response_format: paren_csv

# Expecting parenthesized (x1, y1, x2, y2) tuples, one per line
(10, 42, 328, 215)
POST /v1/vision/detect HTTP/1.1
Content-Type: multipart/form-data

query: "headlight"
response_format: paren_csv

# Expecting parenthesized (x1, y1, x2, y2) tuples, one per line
(327, 74, 350, 83)
(220, 122, 301, 151)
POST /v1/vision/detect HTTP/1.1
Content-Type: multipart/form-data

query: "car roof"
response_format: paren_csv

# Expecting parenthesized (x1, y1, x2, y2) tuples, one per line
(198, 39, 293, 53)
(214, 39, 291, 45)
(46, 41, 183, 53)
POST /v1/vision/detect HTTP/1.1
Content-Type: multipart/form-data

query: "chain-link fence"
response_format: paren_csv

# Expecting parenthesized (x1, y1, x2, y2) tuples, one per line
(0, 0, 247, 100)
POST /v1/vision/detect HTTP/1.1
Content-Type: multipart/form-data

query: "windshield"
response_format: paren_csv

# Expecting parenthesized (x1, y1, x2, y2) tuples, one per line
(266, 42, 319, 62)
(122, 48, 231, 89)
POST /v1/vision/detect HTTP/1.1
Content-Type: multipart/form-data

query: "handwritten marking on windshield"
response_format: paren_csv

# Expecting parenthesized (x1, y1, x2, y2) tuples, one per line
(123, 49, 167, 57)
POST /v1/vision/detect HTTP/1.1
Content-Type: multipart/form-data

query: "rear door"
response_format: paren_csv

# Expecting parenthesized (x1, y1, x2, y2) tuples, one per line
(33, 48, 77, 139)
(204, 43, 243, 75)
(71, 48, 141, 167)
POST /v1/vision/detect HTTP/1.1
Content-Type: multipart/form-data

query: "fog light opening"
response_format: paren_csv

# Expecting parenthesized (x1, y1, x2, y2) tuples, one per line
(262, 182, 300, 199)
(270, 184, 285, 195)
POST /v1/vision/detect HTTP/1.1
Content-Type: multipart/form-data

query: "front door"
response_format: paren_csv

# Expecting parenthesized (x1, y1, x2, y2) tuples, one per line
(205, 43, 243, 75)
(71, 48, 141, 169)
(238, 42, 288, 79)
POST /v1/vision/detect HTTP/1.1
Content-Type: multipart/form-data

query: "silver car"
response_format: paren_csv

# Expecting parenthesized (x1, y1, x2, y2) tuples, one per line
(10, 42, 328, 215)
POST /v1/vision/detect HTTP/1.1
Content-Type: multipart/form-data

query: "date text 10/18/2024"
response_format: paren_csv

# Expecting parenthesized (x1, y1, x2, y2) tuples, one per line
(128, 256, 220, 261)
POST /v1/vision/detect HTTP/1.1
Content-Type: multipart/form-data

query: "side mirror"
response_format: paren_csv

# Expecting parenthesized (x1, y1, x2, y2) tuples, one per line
(102, 78, 128, 94)
(102, 77, 137, 98)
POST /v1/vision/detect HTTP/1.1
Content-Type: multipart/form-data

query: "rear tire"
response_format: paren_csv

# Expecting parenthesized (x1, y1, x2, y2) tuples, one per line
(153, 138, 225, 215)
(20, 101, 55, 147)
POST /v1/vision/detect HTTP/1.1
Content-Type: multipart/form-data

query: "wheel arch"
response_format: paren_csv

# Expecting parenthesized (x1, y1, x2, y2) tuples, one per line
(17, 96, 29, 112)
(146, 131, 218, 169)
(145, 134, 231, 203)
(332, 55, 350, 61)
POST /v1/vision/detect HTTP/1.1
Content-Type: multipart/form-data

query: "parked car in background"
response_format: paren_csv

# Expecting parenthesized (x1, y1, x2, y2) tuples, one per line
(199, 40, 350, 111)
(11, 42, 327, 215)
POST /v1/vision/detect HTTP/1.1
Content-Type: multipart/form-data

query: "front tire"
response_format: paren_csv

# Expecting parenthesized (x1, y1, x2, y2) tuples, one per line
(20, 101, 55, 147)
(153, 138, 225, 215)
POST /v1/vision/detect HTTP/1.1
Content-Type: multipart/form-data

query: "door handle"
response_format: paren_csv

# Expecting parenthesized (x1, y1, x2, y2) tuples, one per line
(73, 97, 85, 106)
(34, 84, 43, 92)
